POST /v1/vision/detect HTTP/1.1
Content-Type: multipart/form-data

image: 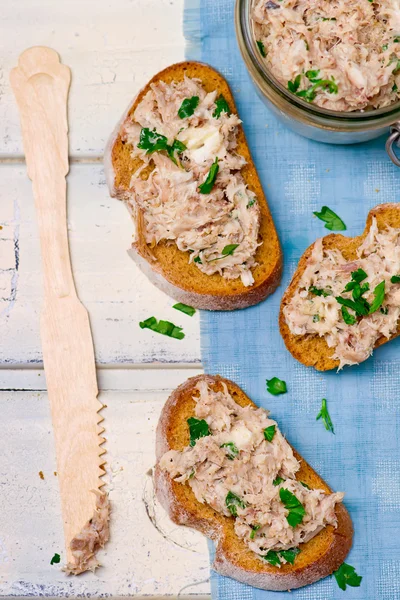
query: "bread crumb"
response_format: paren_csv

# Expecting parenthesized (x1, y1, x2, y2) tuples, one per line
(39, 471, 44, 480)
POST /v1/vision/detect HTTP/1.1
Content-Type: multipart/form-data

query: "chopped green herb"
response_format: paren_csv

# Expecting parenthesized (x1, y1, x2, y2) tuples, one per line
(394, 60, 400, 74)
(296, 78, 338, 102)
(369, 281, 385, 314)
(189, 470, 195, 479)
(187, 417, 210, 447)
(395, 37, 400, 43)
(313, 314, 320, 322)
(287, 74, 301, 93)
(167, 139, 187, 165)
(137, 127, 186, 165)
(247, 198, 256, 208)
(139, 316, 185, 339)
(380, 306, 389, 315)
(257, 40, 266, 57)
(279, 488, 306, 527)
(213, 94, 230, 118)
(333, 563, 362, 591)
(300, 481, 310, 489)
(304, 40, 309, 50)
(178, 96, 199, 119)
(273, 476, 285, 486)
(341, 306, 357, 325)
(226, 491, 246, 517)
(266, 377, 287, 395)
(393, 83, 398, 92)
(382, 44, 389, 51)
(322, 16, 336, 21)
(50, 553, 61, 565)
(220, 441, 239, 460)
(250, 524, 261, 539)
(263, 550, 281, 567)
(173, 303, 196, 317)
(313, 206, 346, 231)
(194, 255, 202, 264)
(391, 275, 400, 283)
(199, 157, 219, 194)
(351, 268, 368, 283)
(336, 295, 370, 316)
(208, 243, 240, 263)
(305, 69, 320, 81)
(264, 425, 276, 442)
(309, 285, 331, 297)
(316, 398, 334, 434)
(279, 548, 300, 565)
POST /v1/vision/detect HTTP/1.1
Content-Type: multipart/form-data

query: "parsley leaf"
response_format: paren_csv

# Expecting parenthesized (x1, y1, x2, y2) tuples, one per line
(220, 441, 239, 460)
(305, 69, 320, 82)
(178, 96, 199, 119)
(264, 425, 276, 442)
(263, 550, 281, 566)
(139, 316, 185, 339)
(199, 157, 219, 194)
(296, 78, 338, 102)
(273, 476, 285, 486)
(336, 295, 370, 317)
(226, 491, 246, 517)
(341, 306, 357, 325)
(369, 280, 385, 314)
(391, 275, 400, 283)
(313, 206, 346, 231)
(250, 524, 261, 539)
(257, 40, 266, 57)
(288, 74, 301, 93)
(167, 139, 187, 165)
(50, 553, 61, 565)
(173, 303, 196, 317)
(333, 563, 362, 591)
(300, 481, 310, 489)
(208, 243, 240, 262)
(280, 548, 301, 565)
(316, 398, 334, 433)
(137, 128, 186, 165)
(279, 488, 306, 527)
(309, 285, 331, 297)
(213, 94, 230, 118)
(351, 268, 368, 283)
(266, 377, 287, 395)
(187, 417, 210, 447)
(194, 255, 202, 264)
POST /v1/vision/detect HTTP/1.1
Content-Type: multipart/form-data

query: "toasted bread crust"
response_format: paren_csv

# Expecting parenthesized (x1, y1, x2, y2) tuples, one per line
(105, 61, 282, 311)
(279, 203, 400, 371)
(155, 375, 353, 591)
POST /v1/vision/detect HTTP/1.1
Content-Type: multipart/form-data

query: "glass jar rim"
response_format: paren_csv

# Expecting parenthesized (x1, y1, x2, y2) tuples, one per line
(237, 0, 400, 123)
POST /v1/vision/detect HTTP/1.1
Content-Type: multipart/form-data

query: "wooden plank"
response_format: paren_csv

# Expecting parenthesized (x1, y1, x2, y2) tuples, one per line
(0, 163, 201, 366)
(0, 0, 185, 157)
(0, 386, 210, 598)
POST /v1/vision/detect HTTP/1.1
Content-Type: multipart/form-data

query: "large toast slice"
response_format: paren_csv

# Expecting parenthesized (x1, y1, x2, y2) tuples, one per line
(155, 375, 353, 591)
(105, 62, 282, 310)
(280, 203, 400, 371)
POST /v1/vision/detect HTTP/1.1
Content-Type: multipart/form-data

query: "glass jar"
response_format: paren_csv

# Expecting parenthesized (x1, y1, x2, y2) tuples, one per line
(235, 0, 400, 165)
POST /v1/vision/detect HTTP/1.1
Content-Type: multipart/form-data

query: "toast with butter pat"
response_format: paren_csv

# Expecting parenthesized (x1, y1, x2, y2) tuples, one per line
(280, 203, 400, 371)
(155, 375, 352, 591)
(105, 62, 282, 310)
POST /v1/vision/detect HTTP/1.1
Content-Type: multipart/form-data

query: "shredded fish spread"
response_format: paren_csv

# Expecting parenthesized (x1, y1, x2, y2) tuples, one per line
(252, 0, 400, 111)
(284, 218, 400, 368)
(160, 381, 343, 562)
(121, 78, 260, 287)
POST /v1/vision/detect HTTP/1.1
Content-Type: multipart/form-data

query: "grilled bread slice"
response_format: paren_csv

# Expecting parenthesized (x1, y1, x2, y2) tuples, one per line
(280, 203, 400, 371)
(105, 62, 282, 310)
(155, 374, 353, 591)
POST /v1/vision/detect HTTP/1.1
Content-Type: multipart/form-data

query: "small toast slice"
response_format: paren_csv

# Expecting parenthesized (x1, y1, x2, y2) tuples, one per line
(105, 62, 282, 311)
(280, 203, 400, 371)
(155, 375, 353, 591)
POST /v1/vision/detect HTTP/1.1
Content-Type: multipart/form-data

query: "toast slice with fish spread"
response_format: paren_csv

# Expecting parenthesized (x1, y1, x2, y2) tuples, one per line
(280, 203, 400, 371)
(105, 62, 282, 310)
(155, 375, 353, 591)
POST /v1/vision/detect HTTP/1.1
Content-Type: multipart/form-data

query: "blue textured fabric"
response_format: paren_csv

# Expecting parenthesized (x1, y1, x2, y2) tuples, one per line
(183, 1, 400, 599)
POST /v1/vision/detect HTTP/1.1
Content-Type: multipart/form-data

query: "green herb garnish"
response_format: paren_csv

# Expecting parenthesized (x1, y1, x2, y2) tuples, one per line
(316, 398, 334, 433)
(300, 481, 310, 489)
(226, 491, 246, 517)
(208, 243, 240, 262)
(333, 563, 362, 591)
(391, 275, 400, 283)
(257, 40, 266, 57)
(221, 441, 239, 460)
(288, 74, 301, 93)
(263, 550, 281, 567)
(264, 425, 276, 442)
(250, 524, 261, 539)
(309, 285, 331, 297)
(305, 69, 320, 81)
(369, 281, 385, 314)
(351, 268, 368, 283)
(178, 96, 199, 119)
(137, 128, 186, 165)
(262, 548, 300, 567)
(247, 198, 256, 208)
(199, 157, 219, 194)
(296, 78, 338, 102)
(279, 488, 306, 527)
(187, 417, 210, 447)
(173, 303, 196, 317)
(266, 377, 287, 395)
(213, 94, 230, 118)
(313, 314, 320, 322)
(194, 255, 202, 264)
(279, 548, 301, 565)
(273, 476, 285, 486)
(336, 295, 370, 316)
(50, 553, 61, 565)
(313, 206, 346, 231)
(139, 316, 185, 339)
(341, 306, 357, 325)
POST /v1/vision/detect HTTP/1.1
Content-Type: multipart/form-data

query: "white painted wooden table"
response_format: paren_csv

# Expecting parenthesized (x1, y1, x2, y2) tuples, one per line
(0, 2, 210, 598)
